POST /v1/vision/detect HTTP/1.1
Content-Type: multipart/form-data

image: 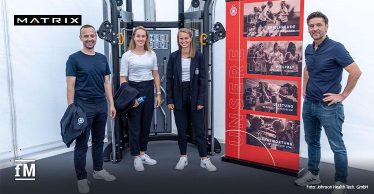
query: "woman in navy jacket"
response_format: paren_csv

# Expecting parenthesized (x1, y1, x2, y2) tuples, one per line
(166, 28, 217, 171)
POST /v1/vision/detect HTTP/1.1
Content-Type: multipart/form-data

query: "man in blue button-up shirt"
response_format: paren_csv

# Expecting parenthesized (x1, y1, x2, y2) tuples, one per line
(294, 12, 361, 194)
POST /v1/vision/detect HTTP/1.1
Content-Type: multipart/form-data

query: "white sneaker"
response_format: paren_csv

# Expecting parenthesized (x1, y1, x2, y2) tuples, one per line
(77, 179, 90, 193)
(140, 154, 157, 165)
(175, 156, 188, 170)
(93, 169, 116, 181)
(200, 158, 217, 172)
(134, 157, 144, 171)
(332, 181, 348, 194)
(294, 171, 321, 186)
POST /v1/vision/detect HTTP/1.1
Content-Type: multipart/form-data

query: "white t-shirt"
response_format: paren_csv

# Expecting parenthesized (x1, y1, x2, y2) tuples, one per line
(120, 50, 158, 82)
(181, 58, 191, 82)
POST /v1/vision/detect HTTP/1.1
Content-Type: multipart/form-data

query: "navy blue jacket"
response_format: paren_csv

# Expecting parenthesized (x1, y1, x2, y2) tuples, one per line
(114, 82, 139, 114)
(166, 50, 206, 110)
(60, 103, 87, 148)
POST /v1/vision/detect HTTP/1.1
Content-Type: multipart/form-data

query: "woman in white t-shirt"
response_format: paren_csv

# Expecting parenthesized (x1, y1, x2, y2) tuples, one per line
(120, 26, 162, 172)
(166, 28, 217, 171)
(269, 42, 284, 75)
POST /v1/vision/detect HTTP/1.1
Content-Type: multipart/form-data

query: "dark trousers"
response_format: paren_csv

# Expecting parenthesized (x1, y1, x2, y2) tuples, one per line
(174, 82, 207, 157)
(74, 99, 108, 180)
(128, 80, 155, 156)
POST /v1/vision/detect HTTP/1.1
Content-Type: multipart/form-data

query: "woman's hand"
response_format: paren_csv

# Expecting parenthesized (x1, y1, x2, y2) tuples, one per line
(168, 104, 175, 110)
(155, 95, 162, 108)
(133, 99, 139, 108)
(197, 105, 204, 110)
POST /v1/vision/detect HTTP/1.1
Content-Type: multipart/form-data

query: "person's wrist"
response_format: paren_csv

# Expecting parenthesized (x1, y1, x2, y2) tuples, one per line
(156, 91, 161, 95)
(340, 93, 348, 99)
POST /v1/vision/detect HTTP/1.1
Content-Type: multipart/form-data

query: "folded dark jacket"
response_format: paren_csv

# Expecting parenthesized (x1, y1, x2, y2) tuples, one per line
(114, 82, 139, 114)
(60, 103, 87, 148)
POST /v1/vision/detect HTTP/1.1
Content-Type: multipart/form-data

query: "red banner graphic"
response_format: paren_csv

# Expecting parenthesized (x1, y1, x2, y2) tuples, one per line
(225, 0, 304, 174)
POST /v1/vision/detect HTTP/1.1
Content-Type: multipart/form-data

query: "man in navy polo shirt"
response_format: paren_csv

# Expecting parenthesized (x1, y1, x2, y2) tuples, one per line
(294, 12, 361, 194)
(66, 24, 117, 193)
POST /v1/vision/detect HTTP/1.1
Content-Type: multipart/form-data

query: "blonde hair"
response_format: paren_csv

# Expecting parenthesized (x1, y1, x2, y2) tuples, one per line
(177, 28, 196, 58)
(128, 26, 152, 51)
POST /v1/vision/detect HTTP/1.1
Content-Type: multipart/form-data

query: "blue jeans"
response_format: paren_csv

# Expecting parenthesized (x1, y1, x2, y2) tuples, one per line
(302, 99, 347, 183)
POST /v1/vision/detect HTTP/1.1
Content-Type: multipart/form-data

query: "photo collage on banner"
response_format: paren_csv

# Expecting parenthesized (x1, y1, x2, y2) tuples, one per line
(225, 0, 304, 174)
(246, 41, 303, 76)
(246, 114, 300, 153)
(243, 78, 298, 115)
(243, 0, 301, 37)
(243, 0, 303, 171)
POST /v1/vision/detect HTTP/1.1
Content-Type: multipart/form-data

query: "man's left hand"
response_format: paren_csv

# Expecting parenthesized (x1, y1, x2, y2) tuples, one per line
(323, 93, 346, 106)
(109, 105, 116, 119)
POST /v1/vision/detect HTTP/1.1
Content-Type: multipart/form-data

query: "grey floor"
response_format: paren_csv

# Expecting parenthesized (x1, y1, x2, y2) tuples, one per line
(0, 141, 373, 194)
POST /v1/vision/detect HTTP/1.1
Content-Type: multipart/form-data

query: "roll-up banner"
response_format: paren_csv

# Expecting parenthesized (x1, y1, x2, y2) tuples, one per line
(224, 0, 304, 175)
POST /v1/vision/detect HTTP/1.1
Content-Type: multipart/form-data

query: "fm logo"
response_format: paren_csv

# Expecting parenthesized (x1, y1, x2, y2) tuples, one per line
(14, 160, 35, 181)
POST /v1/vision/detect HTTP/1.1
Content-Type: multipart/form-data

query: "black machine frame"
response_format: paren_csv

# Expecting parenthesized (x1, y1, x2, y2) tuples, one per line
(98, 0, 226, 163)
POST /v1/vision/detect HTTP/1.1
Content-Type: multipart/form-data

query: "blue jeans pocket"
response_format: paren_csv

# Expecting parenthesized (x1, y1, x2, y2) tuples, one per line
(320, 102, 341, 111)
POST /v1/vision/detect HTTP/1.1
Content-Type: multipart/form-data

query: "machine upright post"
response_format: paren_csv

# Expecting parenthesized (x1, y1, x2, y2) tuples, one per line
(178, 0, 184, 28)
(109, 0, 121, 162)
(202, 0, 214, 155)
(126, 0, 132, 12)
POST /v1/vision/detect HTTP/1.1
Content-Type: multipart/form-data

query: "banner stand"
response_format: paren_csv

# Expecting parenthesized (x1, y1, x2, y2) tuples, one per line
(222, 156, 298, 177)
(224, 0, 305, 176)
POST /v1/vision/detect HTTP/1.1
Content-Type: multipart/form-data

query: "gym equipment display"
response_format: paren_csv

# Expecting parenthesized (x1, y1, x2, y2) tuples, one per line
(98, 0, 226, 162)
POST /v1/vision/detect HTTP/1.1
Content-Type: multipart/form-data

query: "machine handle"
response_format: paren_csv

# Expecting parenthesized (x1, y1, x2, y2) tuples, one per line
(117, 32, 124, 45)
(200, 33, 208, 46)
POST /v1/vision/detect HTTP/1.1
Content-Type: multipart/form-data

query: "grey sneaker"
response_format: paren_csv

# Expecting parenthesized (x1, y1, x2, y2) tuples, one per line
(332, 181, 348, 194)
(200, 158, 217, 172)
(175, 156, 188, 170)
(134, 157, 144, 171)
(294, 171, 321, 186)
(77, 179, 90, 193)
(93, 169, 116, 181)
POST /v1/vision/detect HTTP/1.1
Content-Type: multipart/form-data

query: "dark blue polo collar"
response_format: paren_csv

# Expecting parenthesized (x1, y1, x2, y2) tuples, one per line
(312, 35, 330, 51)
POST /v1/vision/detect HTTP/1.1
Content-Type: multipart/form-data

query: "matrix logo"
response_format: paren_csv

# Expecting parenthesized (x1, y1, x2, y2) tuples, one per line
(14, 15, 81, 26)
(14, 159, 36, 181)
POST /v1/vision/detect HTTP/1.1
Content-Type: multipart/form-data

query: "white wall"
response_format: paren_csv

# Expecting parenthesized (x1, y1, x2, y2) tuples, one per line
(0, 0, 15, 168)
(212, 0, 226, 143)
(0, 0, 105, 167)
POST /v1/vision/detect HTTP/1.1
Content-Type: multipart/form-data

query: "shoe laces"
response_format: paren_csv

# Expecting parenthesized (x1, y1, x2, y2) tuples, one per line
(98, 169, 109, 176)
(142, 154, 151, 159)
(203, 158, 213, 166)
(179, 157, 187, 163)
